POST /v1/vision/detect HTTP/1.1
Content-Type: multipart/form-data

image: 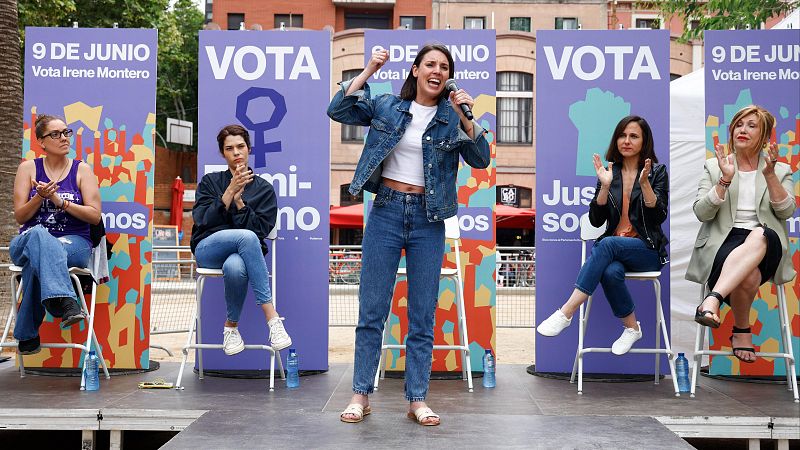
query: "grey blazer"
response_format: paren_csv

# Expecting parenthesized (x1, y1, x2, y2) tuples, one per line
(685, 157, 796, 285)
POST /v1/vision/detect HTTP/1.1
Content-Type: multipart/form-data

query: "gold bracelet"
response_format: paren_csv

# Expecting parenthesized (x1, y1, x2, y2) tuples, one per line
(61, 199, 70, 211)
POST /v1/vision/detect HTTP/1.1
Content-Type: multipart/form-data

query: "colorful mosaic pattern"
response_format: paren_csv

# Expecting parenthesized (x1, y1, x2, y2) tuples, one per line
(382, 111, 497, 373)
(19, 105, 155, 369)
(705, 89, 800, 376)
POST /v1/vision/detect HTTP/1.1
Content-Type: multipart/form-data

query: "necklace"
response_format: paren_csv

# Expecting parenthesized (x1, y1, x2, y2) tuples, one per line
(43, 157, 70, 182)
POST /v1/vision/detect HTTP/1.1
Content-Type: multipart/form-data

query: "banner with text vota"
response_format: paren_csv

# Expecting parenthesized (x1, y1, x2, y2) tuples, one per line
(536, 30, 670, 373)
(704, 30, 800, 377)
(22, 27, 156, 369)
(198, 30, 330, 371)
(363, 30, 496, 373)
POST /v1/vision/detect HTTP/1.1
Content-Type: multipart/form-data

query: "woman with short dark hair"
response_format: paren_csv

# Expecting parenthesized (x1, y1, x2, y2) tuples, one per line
(190, 124, 292, 357)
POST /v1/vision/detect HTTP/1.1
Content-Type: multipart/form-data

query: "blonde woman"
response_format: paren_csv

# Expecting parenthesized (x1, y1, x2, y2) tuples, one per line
(686, 105, 795, 363)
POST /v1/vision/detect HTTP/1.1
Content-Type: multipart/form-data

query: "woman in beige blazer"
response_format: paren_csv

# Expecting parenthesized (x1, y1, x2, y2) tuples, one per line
(686, 105, 796, 363)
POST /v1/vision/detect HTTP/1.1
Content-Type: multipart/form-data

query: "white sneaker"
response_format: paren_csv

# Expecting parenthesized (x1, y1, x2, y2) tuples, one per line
(223, 327, 245, 356)
(537, 309, 572, 337)
(268, 317, 292, 351)
(611, 322, 643, 355)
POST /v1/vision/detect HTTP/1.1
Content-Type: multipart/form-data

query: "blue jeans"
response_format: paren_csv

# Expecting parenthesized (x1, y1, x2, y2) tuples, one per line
(10, 225, 91, 341)
(574, 236, 662, 318)
(194, 229, 272, 323)
(353, 185, 445, 402)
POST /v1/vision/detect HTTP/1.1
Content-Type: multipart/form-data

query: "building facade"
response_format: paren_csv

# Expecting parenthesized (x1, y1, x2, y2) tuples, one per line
(202, 0, 699, 245)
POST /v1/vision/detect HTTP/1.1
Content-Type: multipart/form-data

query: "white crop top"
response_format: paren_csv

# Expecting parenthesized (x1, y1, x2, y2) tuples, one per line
(381, 101, 437, 186)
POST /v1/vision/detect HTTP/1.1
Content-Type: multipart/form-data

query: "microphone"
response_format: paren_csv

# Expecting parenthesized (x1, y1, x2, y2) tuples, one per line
(444, 79, 474, 120)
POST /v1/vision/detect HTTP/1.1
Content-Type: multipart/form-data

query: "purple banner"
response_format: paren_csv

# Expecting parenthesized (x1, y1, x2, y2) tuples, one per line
(22, 27, 157, 369)
(363, 30, 497, 372)
(536, 31, 670, 373)
(704, 30, 800, 376)
(198, 30, 330, 371)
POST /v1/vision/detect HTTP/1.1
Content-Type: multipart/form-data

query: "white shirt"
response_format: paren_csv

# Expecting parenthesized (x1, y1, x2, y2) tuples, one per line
(732, 170, 760, 229)
(381, 101, 437, 187)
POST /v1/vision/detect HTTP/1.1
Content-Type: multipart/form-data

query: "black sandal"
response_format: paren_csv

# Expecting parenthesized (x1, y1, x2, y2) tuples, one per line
(694, 291, 722, 328)
(730, 326, 757, 363)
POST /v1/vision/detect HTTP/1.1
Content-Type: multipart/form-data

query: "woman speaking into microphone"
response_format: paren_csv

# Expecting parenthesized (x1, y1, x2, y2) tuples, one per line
(328, 44, 490, 426)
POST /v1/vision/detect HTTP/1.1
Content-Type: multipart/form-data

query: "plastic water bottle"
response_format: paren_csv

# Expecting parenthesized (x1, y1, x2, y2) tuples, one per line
(482, 349, 496, 388)
(286, 348, 300, 389)
(84, 351, 100, 391)
(676, 352, 690, 393)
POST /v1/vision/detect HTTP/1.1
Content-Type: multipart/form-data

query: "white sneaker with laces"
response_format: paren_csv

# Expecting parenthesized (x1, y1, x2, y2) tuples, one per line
(611, 321, 643, 355)
(223, 327, 245, 356)
(537, 309, 572, 337)
(268, 317, 292, 351)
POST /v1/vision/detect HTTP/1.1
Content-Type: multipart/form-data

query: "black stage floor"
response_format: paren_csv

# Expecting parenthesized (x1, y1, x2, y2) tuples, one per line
(0, 359, 797, 449)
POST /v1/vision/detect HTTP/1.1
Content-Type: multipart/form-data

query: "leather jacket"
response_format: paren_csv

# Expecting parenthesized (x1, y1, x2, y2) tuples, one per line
(588, 162, 669, 264)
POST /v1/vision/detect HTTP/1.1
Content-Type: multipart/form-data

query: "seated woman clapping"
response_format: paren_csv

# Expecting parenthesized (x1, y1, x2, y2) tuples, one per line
(11, 115, 102, 355)
(537, 116, 669, 355)
(190, 124, 292, 356)
(686, 105, 795, 363)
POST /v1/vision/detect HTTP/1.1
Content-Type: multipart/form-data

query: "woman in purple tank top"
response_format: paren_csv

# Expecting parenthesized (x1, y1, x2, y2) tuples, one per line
(10, 115, 102, 355)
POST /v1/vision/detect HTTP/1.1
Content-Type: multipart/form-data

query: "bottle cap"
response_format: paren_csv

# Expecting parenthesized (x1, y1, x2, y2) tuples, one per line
(289, 348, 296, 354)
(678, 352, 685, 357)
(89, 350, 96, 356)
(485, 349, 492, 354)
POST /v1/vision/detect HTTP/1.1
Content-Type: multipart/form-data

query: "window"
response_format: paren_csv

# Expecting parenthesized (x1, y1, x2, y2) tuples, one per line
(341, 69, 366, 143)
(464, 17, 485, 30)
(634, 17, 660, 29)
(345, 12, 391, 30)
(275, 14, 303, 28)
(399, 16, 426, 30)
(688, 19, 701, 30)
(205, 12, 212, 22)
(227, 13, 244, 30)
(340, 184, 364, 206)
(496, 72, 533, 145)
(510, 17, 531, 32)
(555, 17, 578, 30)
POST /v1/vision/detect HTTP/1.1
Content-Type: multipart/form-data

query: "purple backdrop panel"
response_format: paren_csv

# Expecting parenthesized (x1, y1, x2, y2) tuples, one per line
(535, 30, 670, 374)
(197, 31, 330, 371)
(22, 27, 157, 369)
(704, 30, 800, 377)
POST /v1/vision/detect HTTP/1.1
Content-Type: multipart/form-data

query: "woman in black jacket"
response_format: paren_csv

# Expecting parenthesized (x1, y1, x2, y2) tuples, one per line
(537, 116, 669, 355)
(190, 124, 292, 356)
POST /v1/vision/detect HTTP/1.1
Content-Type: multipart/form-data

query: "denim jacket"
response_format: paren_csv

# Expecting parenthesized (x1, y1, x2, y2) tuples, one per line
(327, 79, 491, 222)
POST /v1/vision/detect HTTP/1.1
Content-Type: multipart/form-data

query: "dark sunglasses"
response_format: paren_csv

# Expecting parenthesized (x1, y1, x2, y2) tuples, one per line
(42, 129, 73, 140)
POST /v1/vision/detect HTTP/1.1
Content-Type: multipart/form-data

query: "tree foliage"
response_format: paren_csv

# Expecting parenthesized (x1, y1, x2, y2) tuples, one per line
(17, 0, 203, 151)
(655, 0, 800, 40)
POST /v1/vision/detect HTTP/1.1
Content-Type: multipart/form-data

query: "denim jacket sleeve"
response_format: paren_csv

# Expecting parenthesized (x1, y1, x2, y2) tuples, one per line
(327, 79, 375, 126)
(454, 121, 491, 169)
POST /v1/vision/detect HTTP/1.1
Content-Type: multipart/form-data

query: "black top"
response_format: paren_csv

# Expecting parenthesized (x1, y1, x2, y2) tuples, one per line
(190, 169, 277, 255)
(588, 162, 669, 264)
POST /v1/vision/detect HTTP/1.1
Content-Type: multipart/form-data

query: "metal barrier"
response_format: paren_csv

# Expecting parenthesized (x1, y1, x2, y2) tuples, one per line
(1, 245, 535, 350)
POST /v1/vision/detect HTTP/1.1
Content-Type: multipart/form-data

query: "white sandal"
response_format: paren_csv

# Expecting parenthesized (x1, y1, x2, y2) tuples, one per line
(407, 407, 440, 426)
(340, 403, 371, 423)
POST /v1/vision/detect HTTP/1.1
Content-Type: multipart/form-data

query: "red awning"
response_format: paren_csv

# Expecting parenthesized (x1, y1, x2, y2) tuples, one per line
(329, 204, 365, 228)
(495, 204, 535, 229)
(330, 204, 535, 229)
